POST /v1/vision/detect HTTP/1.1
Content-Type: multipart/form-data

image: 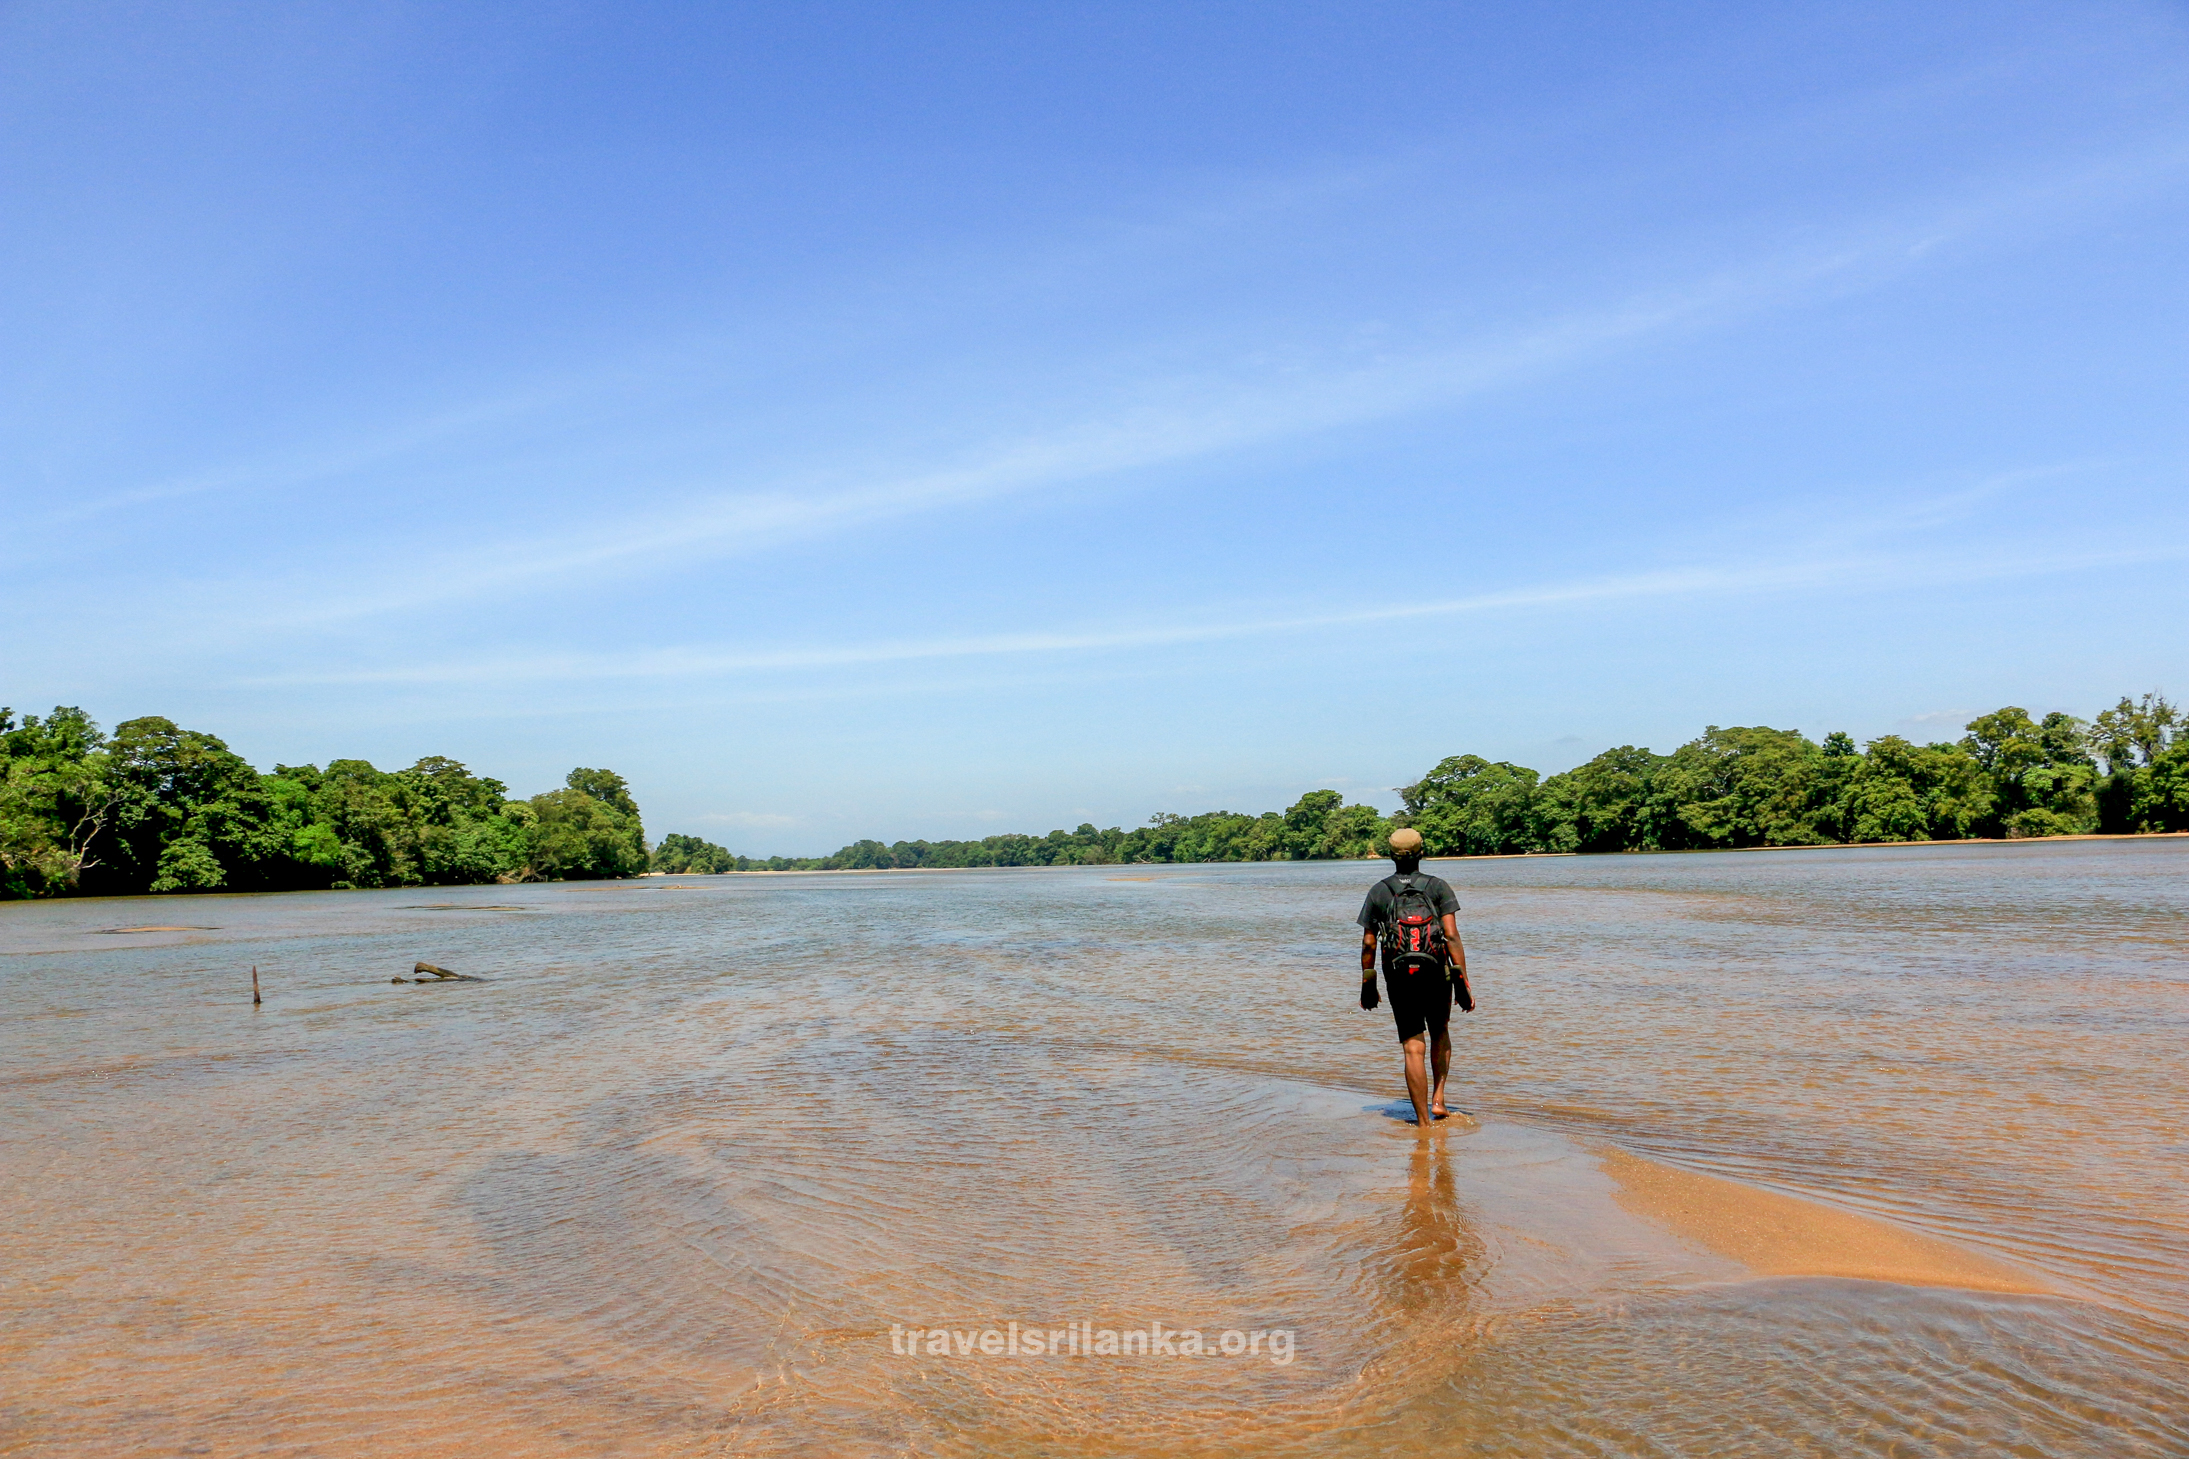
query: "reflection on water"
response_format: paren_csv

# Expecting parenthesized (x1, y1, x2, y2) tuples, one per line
(2, 839, 2184, 1455)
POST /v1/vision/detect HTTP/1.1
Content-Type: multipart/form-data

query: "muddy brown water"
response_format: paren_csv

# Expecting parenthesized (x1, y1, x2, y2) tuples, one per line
(3, 840, 2184, 1456)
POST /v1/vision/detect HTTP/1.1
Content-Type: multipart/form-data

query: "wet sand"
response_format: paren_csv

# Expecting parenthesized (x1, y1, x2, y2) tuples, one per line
(1600, 1144, 2048, 1293)
(2, 839, 2184, 1455)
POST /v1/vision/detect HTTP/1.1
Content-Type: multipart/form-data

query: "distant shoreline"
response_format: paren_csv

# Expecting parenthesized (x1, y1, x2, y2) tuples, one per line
(643, 828, 2189, 876)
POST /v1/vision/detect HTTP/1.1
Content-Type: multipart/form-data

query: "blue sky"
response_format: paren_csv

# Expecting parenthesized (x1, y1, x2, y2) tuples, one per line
(5, 2, 2186, 853)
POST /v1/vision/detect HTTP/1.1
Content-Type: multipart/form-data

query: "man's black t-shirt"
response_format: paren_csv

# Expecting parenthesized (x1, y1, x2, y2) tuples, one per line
(1355, 871, 1460, 937)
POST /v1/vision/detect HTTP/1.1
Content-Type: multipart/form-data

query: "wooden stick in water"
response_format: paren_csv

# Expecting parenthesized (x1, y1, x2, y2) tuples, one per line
(252, 966, 262, 1006)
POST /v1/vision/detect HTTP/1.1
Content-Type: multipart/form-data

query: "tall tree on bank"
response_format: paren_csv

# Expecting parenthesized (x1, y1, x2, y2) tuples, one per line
(2091, 693, 2185, 834)
(527, 769, 647, 880)
(1398, 756, 1550, 856)
(1959, 707, 2100, 838)
(0, 707, 113, 897)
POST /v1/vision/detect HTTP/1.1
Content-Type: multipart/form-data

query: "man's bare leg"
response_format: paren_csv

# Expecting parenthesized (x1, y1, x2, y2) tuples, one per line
(1402, 1033, 1432, 1128)
(1429, 1028, 1453, 1118)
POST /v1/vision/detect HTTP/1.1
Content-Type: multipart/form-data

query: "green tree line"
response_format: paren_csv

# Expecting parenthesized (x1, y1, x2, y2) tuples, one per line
(1, 710, 646, 898)
(651, 693, 2187, 873)
(9, 695, 2178, 896)
(652, 792, 1389, 873)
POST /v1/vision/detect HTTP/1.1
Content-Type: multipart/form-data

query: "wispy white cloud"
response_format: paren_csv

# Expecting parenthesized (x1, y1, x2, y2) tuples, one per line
(203, 128, 2188, 636)
(246, 537, 2186, 690)
(37, 120, 2187, 664)
(26, 378, 604, 528)
(692, 810, 800, 828)
(203, 236, 1926, 633)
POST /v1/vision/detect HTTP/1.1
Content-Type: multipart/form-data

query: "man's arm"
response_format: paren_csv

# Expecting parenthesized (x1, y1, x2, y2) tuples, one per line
(1441, 914, 1467, 978)
(1359, 927, 1379, 1008)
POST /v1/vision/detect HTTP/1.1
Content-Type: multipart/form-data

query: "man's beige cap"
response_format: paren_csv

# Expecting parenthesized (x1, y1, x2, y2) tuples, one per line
(1387, 827, 1425, 855)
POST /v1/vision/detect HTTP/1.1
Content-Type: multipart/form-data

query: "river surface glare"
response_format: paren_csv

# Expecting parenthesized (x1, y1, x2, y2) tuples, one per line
(3, 839, 2185, 1456)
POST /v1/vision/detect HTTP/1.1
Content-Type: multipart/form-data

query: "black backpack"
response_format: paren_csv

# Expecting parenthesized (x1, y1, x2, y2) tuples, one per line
(1380, 875, 1446, 980)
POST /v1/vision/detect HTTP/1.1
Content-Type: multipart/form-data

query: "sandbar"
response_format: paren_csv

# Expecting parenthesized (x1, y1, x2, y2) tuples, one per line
(1600, 1145, 2048, 1294)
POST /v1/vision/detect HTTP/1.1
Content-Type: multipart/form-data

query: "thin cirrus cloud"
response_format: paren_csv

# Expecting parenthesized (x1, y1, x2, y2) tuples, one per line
(691, 810, 800, 829)
(27, 383, 588, 529)
(250, 534, 2184, 692)
(220, 218, 1938, 636)
(202, 123, 2188, 645)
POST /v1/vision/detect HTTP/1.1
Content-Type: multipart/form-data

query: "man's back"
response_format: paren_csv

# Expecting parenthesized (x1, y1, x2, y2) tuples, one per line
(1357, 869, 1460, 951)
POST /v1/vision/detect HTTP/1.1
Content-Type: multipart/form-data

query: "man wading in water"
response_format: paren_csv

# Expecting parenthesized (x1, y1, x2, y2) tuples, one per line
(1358, 828, 1473, 1127)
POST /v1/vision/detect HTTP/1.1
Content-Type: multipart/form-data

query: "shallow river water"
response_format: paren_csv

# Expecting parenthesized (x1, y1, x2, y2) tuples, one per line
(2, 838, 2185, 1456)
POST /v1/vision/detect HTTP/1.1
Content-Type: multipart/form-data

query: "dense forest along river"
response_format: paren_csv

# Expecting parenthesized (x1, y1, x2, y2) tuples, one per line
(3, 839, 2184, 1457)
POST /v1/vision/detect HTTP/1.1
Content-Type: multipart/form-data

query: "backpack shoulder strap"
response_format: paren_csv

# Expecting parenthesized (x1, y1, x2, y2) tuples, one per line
(1372, 874, 1405, 928)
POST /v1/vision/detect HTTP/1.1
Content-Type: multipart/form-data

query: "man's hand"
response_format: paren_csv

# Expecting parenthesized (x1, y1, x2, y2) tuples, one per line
(1360, 977, 1380, 1010)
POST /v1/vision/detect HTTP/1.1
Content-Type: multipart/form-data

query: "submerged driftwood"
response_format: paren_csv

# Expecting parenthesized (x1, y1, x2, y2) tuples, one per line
(392, 961, 487, 984)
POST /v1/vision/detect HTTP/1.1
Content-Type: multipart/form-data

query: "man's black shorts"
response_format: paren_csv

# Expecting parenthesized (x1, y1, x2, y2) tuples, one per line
(1384, 962, 1451, 1042)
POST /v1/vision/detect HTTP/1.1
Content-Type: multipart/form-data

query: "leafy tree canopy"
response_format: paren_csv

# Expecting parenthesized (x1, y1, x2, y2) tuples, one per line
(1, 707, 644, 898)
